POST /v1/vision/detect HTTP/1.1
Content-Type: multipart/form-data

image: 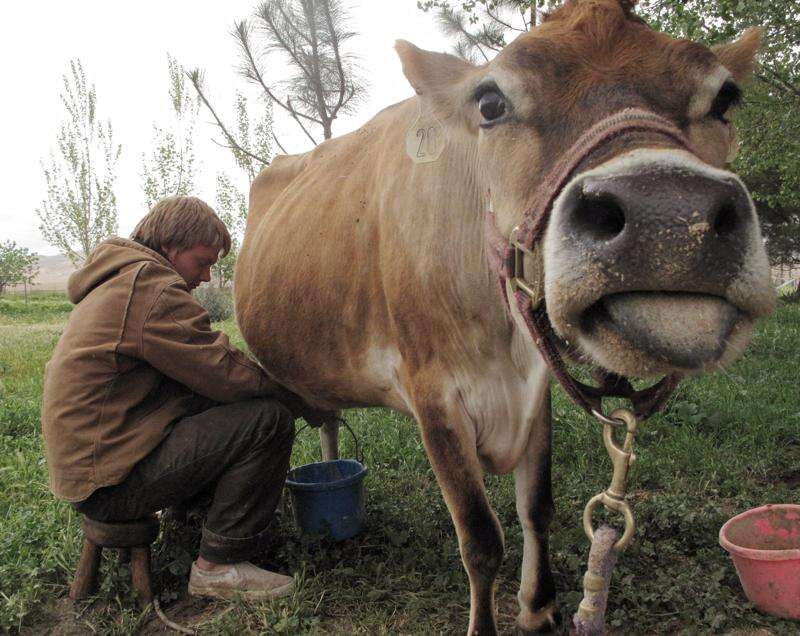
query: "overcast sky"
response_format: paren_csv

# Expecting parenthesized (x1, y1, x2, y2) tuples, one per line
(0, 1, 453, 254)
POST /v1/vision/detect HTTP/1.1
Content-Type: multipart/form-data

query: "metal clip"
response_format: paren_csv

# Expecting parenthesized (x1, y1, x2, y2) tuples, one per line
(583, 408, 639, 551)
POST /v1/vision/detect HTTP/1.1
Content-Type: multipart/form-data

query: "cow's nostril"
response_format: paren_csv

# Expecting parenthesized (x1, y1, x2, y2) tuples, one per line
(713, 201, 739, 237)
(573, 193, 626, 241)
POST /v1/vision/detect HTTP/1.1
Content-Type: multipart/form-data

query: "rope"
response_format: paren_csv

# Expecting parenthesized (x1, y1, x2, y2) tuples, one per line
(572, 525, 621, 636)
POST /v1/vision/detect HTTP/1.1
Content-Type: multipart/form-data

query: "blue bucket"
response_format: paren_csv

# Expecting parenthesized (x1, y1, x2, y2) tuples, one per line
(286, 459, 368, 541)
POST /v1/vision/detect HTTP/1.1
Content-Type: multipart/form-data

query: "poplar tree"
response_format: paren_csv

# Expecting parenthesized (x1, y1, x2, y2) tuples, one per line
(212, 172, 249, 288)
(37, 59, 120, 266)
(0, 241, 39, 296)
(141, 55, 198, 209)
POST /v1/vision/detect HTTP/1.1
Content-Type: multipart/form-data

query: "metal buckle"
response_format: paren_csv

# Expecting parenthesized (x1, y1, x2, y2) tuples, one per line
(509, 225, 540, 300)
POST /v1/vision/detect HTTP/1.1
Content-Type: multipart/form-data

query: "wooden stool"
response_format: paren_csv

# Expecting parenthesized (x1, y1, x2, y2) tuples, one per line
(70, 515, 160, 606)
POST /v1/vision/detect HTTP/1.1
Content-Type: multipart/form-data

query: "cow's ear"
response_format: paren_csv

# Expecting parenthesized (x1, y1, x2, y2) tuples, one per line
(395, 40, 475, 104)
(712, 28, 762, 83)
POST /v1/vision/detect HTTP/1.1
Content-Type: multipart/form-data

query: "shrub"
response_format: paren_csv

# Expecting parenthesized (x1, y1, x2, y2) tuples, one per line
(194, 285, 233, 322)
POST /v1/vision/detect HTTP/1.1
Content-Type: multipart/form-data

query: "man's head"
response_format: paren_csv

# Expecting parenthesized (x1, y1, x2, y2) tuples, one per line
(131, 196, 231, 290)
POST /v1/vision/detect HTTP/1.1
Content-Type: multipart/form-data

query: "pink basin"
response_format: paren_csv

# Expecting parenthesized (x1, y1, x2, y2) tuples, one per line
(719, 504, 800, 620)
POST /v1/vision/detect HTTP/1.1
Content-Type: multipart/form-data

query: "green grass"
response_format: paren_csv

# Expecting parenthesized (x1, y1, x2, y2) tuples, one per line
(0, 297, 79, 632)
(0, 292, 73, 326)
(1, 295, 799, 633)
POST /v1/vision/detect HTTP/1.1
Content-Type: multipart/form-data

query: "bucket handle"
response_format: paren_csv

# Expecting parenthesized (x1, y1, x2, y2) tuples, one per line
(297, 416, 363, 465)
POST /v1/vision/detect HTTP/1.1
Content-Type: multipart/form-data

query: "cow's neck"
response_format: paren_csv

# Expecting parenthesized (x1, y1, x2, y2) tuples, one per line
(391, 119, 499, 325)
(381, 104, 550, 467)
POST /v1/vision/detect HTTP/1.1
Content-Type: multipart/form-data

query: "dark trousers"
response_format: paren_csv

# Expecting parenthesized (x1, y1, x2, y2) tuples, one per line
(75, 399, 295, 563)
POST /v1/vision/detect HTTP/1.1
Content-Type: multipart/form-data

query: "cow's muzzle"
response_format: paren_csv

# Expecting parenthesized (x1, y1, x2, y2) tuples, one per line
(545, 148, 775, 376)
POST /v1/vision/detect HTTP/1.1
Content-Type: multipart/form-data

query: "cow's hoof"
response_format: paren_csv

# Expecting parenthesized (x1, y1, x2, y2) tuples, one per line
(516, 603, 561, 634)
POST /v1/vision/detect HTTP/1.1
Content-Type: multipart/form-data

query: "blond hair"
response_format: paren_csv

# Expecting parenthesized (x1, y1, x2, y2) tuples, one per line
(131, 196, 232, 257)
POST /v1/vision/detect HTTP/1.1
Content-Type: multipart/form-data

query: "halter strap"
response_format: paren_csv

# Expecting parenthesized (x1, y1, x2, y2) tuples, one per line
(488, 108, 695, 419)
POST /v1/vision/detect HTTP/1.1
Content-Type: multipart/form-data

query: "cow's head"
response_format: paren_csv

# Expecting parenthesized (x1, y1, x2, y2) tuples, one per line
(396, 0, 775, 378)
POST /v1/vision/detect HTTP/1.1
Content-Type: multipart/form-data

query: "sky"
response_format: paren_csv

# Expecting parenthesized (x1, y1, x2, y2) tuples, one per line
(0, 1, 452, 255)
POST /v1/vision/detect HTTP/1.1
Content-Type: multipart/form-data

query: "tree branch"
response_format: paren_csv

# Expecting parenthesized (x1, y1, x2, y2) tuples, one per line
(485, 4, 525, 33)
(272, 0, 314, 48)
(287, 97, 319, 145)
(321, 0, 348, 116)
(299, 0, 332, 135)
(267, 2, 315, 78)
(437, 8, 495, 62)
(187, 69, 270, 166)
(757, 67, 800, 100)
(272, 133, 288, 154)
(233, 20, 323, 125)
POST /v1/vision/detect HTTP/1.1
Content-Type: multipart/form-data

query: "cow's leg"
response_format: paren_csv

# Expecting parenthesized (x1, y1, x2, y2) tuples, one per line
(319, 420, 339, 461)
(418, 401, 504, 636)
(513, 389, 558, 634)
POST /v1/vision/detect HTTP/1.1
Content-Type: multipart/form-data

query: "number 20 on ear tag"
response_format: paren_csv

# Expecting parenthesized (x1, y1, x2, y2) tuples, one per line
(405, 111, 445, 164)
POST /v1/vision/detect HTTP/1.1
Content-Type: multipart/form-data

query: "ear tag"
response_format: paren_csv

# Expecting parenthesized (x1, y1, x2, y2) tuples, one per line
(405, 108, 446, 164)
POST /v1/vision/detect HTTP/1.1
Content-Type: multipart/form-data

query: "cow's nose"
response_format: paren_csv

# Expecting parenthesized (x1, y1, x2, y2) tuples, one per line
(562, 168, 753, 289)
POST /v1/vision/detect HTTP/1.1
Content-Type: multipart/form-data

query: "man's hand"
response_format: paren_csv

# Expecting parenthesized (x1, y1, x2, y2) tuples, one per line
(290, 395, 337, 428)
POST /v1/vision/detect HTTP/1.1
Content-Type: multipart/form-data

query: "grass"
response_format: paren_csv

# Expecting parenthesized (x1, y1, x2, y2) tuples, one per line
(0, 291, 73, 326)
(0, 293, 798, 633)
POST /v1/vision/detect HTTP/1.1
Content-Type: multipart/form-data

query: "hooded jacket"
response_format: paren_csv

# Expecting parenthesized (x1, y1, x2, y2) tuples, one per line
(42, 238, 279, 502)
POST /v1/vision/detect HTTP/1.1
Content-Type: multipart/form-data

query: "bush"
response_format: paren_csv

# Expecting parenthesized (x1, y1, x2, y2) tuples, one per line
(194, 285, 233, 322)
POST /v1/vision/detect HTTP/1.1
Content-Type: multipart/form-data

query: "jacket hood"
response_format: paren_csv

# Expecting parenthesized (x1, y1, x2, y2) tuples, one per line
(67, 238, 176, 304)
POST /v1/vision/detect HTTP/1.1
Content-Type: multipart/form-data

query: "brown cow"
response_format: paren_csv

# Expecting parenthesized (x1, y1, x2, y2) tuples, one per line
(235, 1, 775, 632)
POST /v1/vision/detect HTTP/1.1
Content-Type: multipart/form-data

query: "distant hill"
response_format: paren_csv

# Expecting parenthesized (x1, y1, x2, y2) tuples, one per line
(9, 254, 76, 292)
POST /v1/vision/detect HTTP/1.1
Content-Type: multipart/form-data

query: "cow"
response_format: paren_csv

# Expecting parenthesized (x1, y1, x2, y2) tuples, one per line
(234, 1, 775, 633)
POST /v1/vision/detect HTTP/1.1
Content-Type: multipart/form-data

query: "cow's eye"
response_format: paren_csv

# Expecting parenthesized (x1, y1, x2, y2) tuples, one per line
(709, 81, 742, 124)
(478, 91, 506, 122)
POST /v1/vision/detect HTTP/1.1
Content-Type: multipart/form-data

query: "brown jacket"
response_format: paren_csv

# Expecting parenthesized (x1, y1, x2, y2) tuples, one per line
(42, 238, 280, 502)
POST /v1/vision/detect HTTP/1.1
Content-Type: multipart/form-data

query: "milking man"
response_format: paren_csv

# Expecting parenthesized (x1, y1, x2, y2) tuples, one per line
(41, 196, 324, 599)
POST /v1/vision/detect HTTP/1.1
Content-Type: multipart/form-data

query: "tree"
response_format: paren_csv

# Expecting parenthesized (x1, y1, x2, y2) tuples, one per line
(212, 172, 249, 288)
(189, 0, 367, 164)
(188, 79, 275, 293)
(0, 241, 39, 296)
(186, 0, 368, 290)
(419, 0, 800, 265)
(193, 88, 276, 182)
(37, 59, 121, 266)
(638, 0, 800, 266)
(188, 92, 271, 287)
(141, 55, 199, 209)
(417, 1, 553, 62)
